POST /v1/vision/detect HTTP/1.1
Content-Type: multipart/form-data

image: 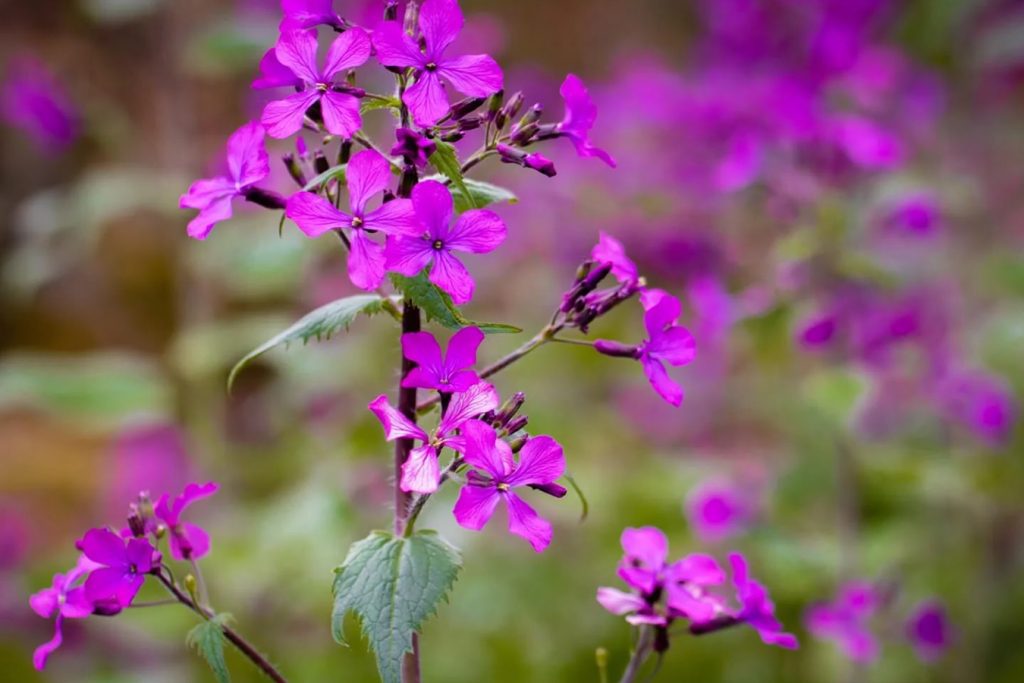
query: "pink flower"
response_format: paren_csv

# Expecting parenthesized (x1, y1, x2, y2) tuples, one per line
(401, 327, 484, 393)
(730, 552, 799, 649)
(372, 0, 503, 126)
(591, 231, 638, 284)
(259, 28, 371, 139)
(1, 56, 80, 153)
(369, 381, 499, 493)
(905, 600, 954, 663)
(154, 482, 219, 561)
(452, 420, 565, 552)
(29, 556, 97, 670)
(78, 529, 160, 608)
(179, 121, 270, 240)
(286, 149, 419, 290)
(554, 74, 616, 167)
(805, 580, 879, 662)
(280, 0, 343, 30)
(385, 180, 507, 304)
(685, 478, 752, 543)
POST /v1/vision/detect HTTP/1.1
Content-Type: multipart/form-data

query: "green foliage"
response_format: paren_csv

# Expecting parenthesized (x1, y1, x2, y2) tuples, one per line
(186, 614, 233, 683)
(302, 164, 347, 192)
(389, 271, 521, 334)
(803, 368, 870, 425)
(422, 175, 518, 213)
(429, 141, 475, 209)
(228, 294, 392, 390)
(360, 96, 402, 115)
(332, 530, 462, 683)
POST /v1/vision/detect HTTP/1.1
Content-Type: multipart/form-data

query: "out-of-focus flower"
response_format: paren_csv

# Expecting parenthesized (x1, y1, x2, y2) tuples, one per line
(882, 192, 941, 236)
(286, 149, 419, 290)
(179, 121, 271, 239)
(106, 423, 193, 519)
(29, 556, 96, 670)
(1, 56, 79, 152)
(373, 0, 503, 126)
(385, 180, 507, 304)
(552, 74, 616, 167)
(591, 232, 638, 284)
(78, 529, 160, 608)
(685, 478, 752, 542)
(805, 580, 880, 663)
(453, 420, 565, 552)
(401, 327, 484, 393)
(154, 482, 219, 561)
(280, 0, 344, 30)
(730, 552, 799, 649)
(905, 600, 954, 663)
(936, 370, 1016, 447)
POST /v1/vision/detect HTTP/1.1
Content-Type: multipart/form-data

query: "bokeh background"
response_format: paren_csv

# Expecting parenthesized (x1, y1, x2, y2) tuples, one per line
(3, 0, 1024, 681)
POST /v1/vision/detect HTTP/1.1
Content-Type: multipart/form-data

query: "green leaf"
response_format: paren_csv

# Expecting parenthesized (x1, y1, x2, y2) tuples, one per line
(360, 96, 401, 115)
(389, 272, 521, 334)
(332, 530, 462, 683)
(429, 140, 475, 209)
(803, 368, 871, 425)
(422, 175, 518, 213)
(302, 164, 347, 192)
(186, 614, 233, 683)
(228, 294, 389, 391)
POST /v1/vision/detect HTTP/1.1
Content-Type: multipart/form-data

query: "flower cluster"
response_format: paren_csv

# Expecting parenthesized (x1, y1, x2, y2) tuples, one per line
(597, 526, 798, 652)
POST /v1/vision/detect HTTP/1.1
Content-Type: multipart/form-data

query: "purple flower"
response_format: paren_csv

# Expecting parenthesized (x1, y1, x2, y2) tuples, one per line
(554, 74, 616, 167)
(664, 553, 728, 623)
(372, 0, 503, 126)
(401, 326, 484, 393)
(730, 552, 799, 649)
(905, 600, 953, 663)
(591, 231, 638, 284)
(154, 482, 219, 561)
(385, 180, 507, 304)
(595, 290, 697, 407)
(805, 580, 878, 662)
(391, 127, 437, 168)
(883, 192, 941, 236)
(259, 28, 371, 139)
(369, 380, 499, 493)
(179, 121, 270, 240)
(685, 478, 752, 543)
(286, 149, 419, 290)
(78, 528, 160, 609)
(29, 556, 96, 670)
(452, 420, 565, 552)
(936, 370, 1016, 447)
(616, 526, 669, 595)
(280, 0, 343, 30)
(1, 56, 79, 153)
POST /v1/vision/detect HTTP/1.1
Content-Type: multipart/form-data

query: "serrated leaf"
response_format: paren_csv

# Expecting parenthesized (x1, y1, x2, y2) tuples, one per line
(422, 175, 517, 213)
(361, 96, 401, 114)
(302, 164, 347, 191)
(429, 141, 475, 209)
(186, 614, 232, 683)
(332, 530, 461, 683)
(228, 294, 388, 390)
(389, 272, 521, 334)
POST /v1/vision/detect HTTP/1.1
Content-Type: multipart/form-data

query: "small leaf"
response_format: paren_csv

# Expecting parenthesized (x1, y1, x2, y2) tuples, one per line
(228, 294, 388, 391)
(302, 164, 347, 192)
(332, 530, 462, 683)
(389, 272, 521, 334)
(186, 614, 233, 683)
(429, 141, 475, 209)
(360, 96, 401, 115)
(422, 175, 518, 213)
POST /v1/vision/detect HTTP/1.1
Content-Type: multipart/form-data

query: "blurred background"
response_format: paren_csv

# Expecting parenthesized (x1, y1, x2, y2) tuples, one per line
(2, 0, 1024, 681)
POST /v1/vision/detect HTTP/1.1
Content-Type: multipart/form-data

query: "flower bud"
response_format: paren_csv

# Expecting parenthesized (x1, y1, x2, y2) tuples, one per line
(497, 91, 524, 128)
(487, 89, 504, 120)
(127, 511, 146, 538)
(313, 150, 329, 175)
(503, 415, 529, 436)
(507, 433, 529, 453)
(243, 186, 287, 210)
(595, 648, 609, 672)
(391, 127, 435, 169)
(594, 340, 642, 359)
(449, 95, 487, 120)
(338, 139, 353, 165)
(384, 0, 399, 20)
(654, 626, 671, 653)
(560, 261, 612, 312)
(494, 391, 526, 425)
(185, 574, 200, 604)
(441, 129, 465, 143)
(457, 115, 483, 132)
(529, 482, 568, 498)
(282, 153, 307, 187)
(524, 152, 556, 177)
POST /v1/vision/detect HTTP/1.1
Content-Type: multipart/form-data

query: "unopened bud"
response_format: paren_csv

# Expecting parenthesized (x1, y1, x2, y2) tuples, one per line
(507, 433, 529, 453)
(494, 391, 526, 425)
(441, 130, 465, 143)
(560, 261, 612, 312)
(487, 89, 504, 120)
(457, 115, 483, 132)
(127, 512, 146, 538)
(497, 91, 524, 128)
(503, 415, 528, 435)
(338, 139, 353, 165)
(523, 152, 556, 177)
(449, 95, 486, 120)
(243, 186, 287, 210)
(185, 574, 199, 603)
(593, 340, 641, 359)
(595, 647, 609, 671)
(313, 150, 329, 174)
(384, 0, 399, 21)
(283, 153, 307, 187)
(529, 481, 568, 498)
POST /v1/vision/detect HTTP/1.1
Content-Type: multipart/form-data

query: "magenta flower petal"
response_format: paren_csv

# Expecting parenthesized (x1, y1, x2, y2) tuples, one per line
(170, 522, 211, 562)
(402, 331, 444, 374)
(386, 235, 435, 276)
(274, 29, 321, 84)
(365, 199, 420, 237)
(261, 89, 320, 139)
(404, 71, 450, 128)
(445, 209, 507, 253)
(412, 180, 454, 234)
(504, 492, 552, 553)
(597, 587, 647, 615)
(321, 91, 362, 139)
(430, 250, 475, 304)
(281, 0, 340, 30)
(32, 617, 64, 671)
(420, 0, 463, 57)
(83, 567, 131, 604)
(592, 232, 638, 284)
(505, 436, 564, 488)
(643, 292, 683, 337)
(557, 74, 616, 167)
(348, 150, 394, 215)
(459, 419, 511, 478)
(253, 48, 304, 90)
(647, 327, 697, 366)
(400, 444, 441, 493)
(437, 381, 498, 432)
(730, 553, 799, 650)
(79, 529, 127, 566)
(369, 395, 430, 443)
(226, 121, 270, 187)
(371, 22, 424, 69)
(125, 538, 157, 573)
(445, 326, 485, 373)
(438, 54, 503, 97)
(673, 553, 726, 585)
(323, 28, 371, 80)
(642, 356, 683, 407)
(286, 191, 351, 237)
(452, 482, 501, 530)
(181, 182, 235, 240)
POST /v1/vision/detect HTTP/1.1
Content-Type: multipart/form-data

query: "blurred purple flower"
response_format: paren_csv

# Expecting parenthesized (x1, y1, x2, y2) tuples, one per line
(553, 74, 616, 167)
(1, 57, 79, 153)
(730, 552, 799, 649)
(106, 423, 194, 519)
(259, 28, 371, 139)
(373, 0, 503, 126)
(180, 121, 270, 239)
(401, 326, 484, 393)
(685, 478, 752, 542)
(882, 192, 941, 236)
(154, 482, 219, 561)
(617, 526, 669, 595)
(78, 529, 160, 608)
(280, 0, 344, 30)
(805, 580, 880, 662)
(936, 370, 1016, 447)
(453, 420, 565, 552)
(905, 600, 954, 663)
(286, 149, 419, 290)
(385, 180, 507, 304)
(591, 231, 638, 285)
(29, 556, 97, 670)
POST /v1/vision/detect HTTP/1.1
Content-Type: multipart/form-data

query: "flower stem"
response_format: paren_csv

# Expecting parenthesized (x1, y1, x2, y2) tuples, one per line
(618, 626, 654, 683)
(157, 572, 288, 683)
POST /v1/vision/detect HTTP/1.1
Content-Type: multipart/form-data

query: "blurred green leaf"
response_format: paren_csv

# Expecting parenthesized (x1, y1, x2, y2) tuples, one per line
(228, 294, 393, 391)
(361, 97, 401, 115)
(81, 0, 163, 23)
(389, 272, 521, 334)
(429, 141, 475, 210)
(332, 530, 461, 683)
(422, 175, 518, 213)
(803, 368, 870, 425)
(303, 164, 347, 192)
(186, 614, 233, 683)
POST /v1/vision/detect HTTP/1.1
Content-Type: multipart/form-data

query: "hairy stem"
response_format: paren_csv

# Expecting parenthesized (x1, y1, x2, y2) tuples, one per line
(157, 572, 288, 683)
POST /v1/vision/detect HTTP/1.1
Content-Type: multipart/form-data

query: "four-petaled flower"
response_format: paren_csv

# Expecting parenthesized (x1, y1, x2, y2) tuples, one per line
(78, 528, 160, 609)
(179, 121, 270, 240)
(286, 149, 420, 290)
(370, 381, 500, 493)
(730, 552, 799, 649)
(386, 180, 507, 304)
(29, 555, 97, 670)
(804, 580, 880, 663)
(401, 326, 484, 393)
(452, 420, 565, 552)
(260, 28, 371, 139)
(591, 231, 638, 284)
(373, 0, 503, 126)
(154, 482, 219, 561)
(555, 74, 616, 167)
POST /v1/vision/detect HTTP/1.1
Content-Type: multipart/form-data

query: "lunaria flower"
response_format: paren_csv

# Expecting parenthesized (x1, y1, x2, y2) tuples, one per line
(401, 327, 484, 393)
(286, 149, 419, 290)
(729, 552, 799, 649)
(29, 556, 97, 670)
(372, 0, 503, 126)
(153, 482, 219, 561)
(1, 56, 79, 152)
(804, 580, 880, 662)
(77, 529, 160, 609)
(452, 419, 565, 552)
(280, 0, 344, 30)
(905, 600, 953, 663)
(685, 478, 753, 543)
(370, 381, 499, 493)
(591, 231, 638, 284)
(179, 121, 270, 240)
(552, 74, 616, 167)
